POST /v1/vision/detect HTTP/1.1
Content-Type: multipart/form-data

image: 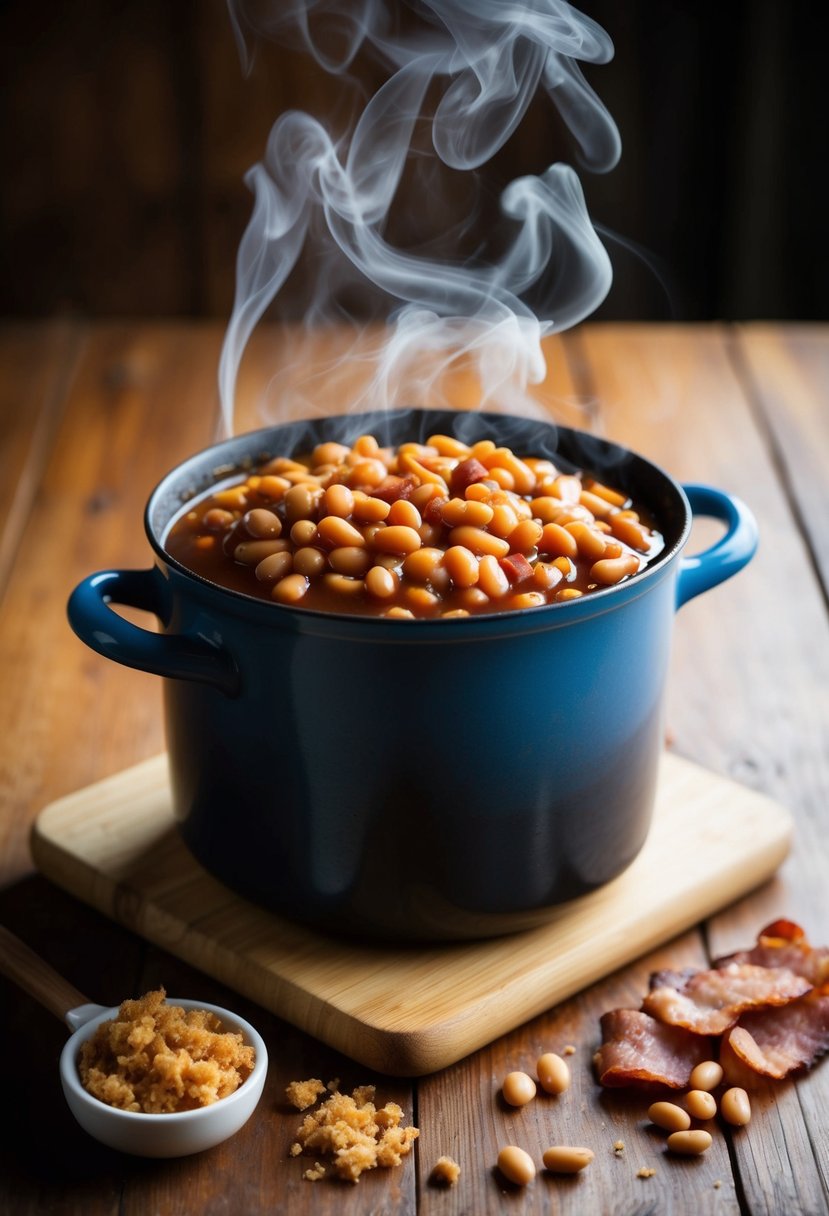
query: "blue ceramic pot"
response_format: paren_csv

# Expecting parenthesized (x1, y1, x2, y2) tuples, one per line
(67, 409, 757, 941)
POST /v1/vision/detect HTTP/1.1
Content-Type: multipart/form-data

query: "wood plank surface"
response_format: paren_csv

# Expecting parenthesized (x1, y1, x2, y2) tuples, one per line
(571, 323, 829, 1216)
(0, 321, 827, 1216)
(721, 325, 829, 1216)
(0, 320, 82, 599)
(733, 324, 829, 597)
(0, 323, 226, 884)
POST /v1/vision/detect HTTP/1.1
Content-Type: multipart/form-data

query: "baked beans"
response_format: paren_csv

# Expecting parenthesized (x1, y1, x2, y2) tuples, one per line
(165, 433, 664, 618)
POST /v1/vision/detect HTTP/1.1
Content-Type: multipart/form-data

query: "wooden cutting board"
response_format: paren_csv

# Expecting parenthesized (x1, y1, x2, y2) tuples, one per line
(31, 751, 792, 1077)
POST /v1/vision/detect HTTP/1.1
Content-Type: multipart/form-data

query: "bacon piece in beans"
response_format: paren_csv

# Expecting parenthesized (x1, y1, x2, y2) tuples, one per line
(450, 457, 489, 495)
(714, 919, 829, 986)
(370, 474, 419, 503)
(719, 987, 829, 1084)
(641, 964, 812, 1036)
(422, 495, 449, 526)
(500, 552, 534, 584)
(594, 1010, 712, 1090)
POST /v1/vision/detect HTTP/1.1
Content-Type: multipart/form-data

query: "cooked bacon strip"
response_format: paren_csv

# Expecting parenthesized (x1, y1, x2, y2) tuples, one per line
(594, 1009, 712, 1089)
(720, 987, 829, 1084)
(648, 967, 697, 992)
(597, 921, 829, 1093)
(715, 919, 829, 986)
(760, 918, 807, 943)
(642, 964, 812, 1035)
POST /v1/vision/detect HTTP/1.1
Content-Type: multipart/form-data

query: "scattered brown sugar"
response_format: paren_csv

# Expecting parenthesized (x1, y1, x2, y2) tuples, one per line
(285, 1078, 327, 1110)
(613, 1140, 625, 1155)
(303, 1162, 326, 1181)
(288, 1081, 419, 1182)
(78, 988, 255, 1113)
(430, 1155, 461, 1186)
(563, 1044, 577, 1055)
(637, 1167, 656, 1179)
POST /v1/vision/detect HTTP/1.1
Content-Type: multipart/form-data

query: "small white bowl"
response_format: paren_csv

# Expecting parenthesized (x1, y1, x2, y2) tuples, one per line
(59, 999, 268, 1157)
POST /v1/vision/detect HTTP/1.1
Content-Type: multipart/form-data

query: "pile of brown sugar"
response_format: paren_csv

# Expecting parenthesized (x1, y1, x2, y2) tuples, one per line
(79, 988, 255, 1113)
(286, 1079, 419, 1182)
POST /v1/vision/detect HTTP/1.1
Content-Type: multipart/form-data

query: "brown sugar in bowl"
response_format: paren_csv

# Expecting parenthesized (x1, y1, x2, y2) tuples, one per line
(60, 994, 268, 1156)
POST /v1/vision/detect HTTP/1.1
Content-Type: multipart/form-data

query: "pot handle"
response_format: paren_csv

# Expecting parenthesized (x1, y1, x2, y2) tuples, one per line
(67, 569, 240, 696)
(676, 484, 758, 609)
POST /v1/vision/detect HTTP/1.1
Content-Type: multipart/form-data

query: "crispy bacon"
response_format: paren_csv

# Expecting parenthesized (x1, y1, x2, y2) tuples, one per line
(759, 918, 808, 944)
(641, 964, 812, 1036)
(714, 919, 829, 986)
(597, 921, 829, 1092)
(648, 967, 697, 992)
(594, 1009, 712, 1090)
(450, 457, 489, 495)
(720, 987, 829, 1084)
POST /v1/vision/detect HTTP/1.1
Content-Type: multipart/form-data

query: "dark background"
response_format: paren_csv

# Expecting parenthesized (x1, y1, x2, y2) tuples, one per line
(1, 0, 825, 324)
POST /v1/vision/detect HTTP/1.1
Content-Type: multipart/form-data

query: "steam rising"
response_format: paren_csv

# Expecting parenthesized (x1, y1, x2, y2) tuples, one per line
(221, 0, 619, 435)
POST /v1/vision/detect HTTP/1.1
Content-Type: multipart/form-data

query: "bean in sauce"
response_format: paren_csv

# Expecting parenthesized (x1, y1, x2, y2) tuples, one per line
(164, 433, 664, 618)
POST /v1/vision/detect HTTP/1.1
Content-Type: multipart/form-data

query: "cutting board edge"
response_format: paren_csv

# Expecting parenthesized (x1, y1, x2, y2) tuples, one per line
(28, 820, 389, 1067)
(337, 810, 794, 1075)
(29, 788, 793, 1077)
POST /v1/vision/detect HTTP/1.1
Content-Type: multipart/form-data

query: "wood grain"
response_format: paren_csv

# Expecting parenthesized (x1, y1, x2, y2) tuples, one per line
(0, 323, 226, 884)
(733, 324, 829, 597)
(0, 924, 90, 1021)
(572, 322, 829, 1216)
(0, 321, 827, 1215)
(0, 320, 82, 598)
(30, 750, 791, 1076)
(418, 934, 742, 1216)
(574, 325, 829, 925)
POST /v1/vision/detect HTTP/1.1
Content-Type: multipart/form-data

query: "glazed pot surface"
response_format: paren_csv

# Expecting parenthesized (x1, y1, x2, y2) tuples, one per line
(68, 409, 758, 941)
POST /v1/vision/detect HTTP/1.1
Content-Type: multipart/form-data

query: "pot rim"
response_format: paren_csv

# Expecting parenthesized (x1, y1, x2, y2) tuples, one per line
(144, 408, 693, 631)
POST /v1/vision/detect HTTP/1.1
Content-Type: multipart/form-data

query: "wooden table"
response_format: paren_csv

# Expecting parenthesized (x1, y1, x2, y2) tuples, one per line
(1, 321, 827, 1215)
